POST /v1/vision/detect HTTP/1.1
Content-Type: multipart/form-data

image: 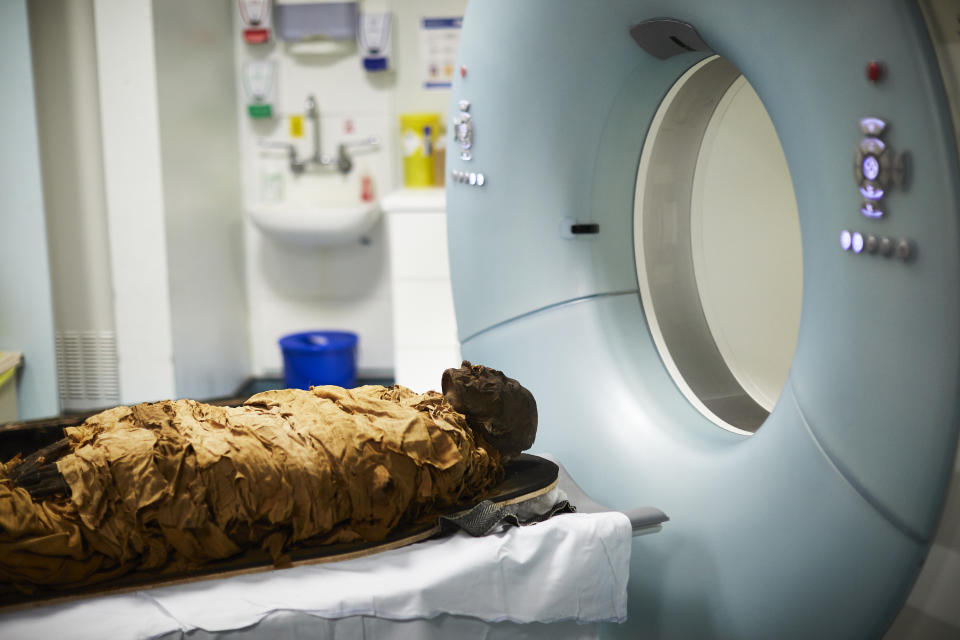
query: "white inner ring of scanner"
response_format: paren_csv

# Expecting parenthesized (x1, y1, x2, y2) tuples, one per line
(634, 55, 803, 435)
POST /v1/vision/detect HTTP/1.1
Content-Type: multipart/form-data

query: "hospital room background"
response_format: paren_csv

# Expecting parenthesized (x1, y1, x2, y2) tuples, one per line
(2, 0, 960, 638)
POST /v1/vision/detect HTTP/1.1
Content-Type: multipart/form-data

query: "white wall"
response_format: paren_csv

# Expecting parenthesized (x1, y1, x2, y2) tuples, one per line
(29, 1, 114, 336)
(0, 0, 58, 420)
(390, 3, 465, 112)
(153, 0, 250, 399)
(0, 0, 59, 420)
(25, 0, 250, 408)
(238, 0, 466, 378)
(16, 0, 470, 408)
(92, 0, 177, 404)
(388, 0, 466, 183)
(28, 0, 120, 412)
(18, 0, 468, 411)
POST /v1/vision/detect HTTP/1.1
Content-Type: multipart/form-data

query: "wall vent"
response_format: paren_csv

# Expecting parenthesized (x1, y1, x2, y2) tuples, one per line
(55, 330, 120, 412)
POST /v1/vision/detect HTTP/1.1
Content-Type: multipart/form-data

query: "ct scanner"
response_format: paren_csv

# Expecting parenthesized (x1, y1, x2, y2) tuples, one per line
(446, 0, 960, 637)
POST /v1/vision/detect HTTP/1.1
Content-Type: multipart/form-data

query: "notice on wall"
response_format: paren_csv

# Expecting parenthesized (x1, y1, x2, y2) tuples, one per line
(420, 17, 462, 89)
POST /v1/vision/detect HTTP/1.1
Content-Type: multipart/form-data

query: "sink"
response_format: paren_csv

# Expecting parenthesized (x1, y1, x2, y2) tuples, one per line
(247, 202, 380, 246)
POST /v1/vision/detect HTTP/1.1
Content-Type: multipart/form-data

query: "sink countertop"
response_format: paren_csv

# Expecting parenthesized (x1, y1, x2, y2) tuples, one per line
(380, 188, 446, 213)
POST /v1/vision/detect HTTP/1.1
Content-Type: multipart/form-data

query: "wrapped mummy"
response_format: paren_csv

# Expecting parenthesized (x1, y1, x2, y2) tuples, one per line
(0, 362, 537, 592)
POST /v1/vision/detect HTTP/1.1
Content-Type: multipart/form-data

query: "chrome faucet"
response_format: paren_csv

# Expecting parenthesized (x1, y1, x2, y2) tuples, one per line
(259, 95, 380, 175)
(304, 94, 323, 166)
(337, 136, 380, 174)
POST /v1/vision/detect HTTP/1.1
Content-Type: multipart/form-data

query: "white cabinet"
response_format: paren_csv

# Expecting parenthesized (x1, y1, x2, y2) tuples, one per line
(383, 189, 461, 393)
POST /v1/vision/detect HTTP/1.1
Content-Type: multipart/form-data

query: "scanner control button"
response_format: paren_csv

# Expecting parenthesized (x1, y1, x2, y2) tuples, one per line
(453, 101, 473, 161)
(854, 118, 903, 220)
(879, 236, 894, 256)
(895, 238, 913, 261)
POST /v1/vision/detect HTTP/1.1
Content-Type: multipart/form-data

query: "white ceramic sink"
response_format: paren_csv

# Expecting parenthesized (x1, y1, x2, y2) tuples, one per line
(247, 201, 381, 246)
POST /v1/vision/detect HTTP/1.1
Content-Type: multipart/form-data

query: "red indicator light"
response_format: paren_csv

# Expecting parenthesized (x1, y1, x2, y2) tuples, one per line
(243, 28, 270, 45)
(460, 65, 467, 78)
(866, 61, 884, 83)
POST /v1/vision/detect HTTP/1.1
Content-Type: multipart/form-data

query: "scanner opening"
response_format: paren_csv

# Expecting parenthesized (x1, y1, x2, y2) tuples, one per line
(634, 56, 803, 435)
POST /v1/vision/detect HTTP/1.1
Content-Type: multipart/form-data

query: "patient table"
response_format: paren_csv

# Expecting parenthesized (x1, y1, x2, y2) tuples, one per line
(0, 458, 666, 640)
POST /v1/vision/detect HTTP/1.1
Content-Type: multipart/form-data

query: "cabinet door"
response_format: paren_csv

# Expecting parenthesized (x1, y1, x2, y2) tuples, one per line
(387, 213, 450, 280)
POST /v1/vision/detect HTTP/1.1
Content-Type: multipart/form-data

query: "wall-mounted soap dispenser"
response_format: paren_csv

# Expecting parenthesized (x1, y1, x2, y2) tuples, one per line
(242, 60, 277, 118)
(239, 0, 272, 44)
(359, 12, 391, 71)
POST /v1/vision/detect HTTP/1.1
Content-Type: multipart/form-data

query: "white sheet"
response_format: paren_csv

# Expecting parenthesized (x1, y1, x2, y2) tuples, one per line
(0, 510, 631, 640)
(158, 611, 606, 640)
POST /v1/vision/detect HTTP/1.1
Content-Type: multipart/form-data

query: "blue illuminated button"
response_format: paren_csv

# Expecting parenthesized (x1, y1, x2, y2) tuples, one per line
(859, 137, 886, 155)
(862, 155, 880, 181)
(859, 117, 887, 136)
(840, 230, 852, 251)
(860, 202, 884, 219)
(860, 184, 885, 201)
(852, 232, 865, 254)
(840, 230, 853, 251)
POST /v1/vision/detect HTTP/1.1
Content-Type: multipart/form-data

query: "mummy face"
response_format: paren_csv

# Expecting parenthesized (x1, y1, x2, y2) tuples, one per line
(441, 361, 538, 461)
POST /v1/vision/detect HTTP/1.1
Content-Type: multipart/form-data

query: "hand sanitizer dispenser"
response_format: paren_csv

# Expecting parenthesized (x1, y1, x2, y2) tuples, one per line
(359, 12, 392, 72)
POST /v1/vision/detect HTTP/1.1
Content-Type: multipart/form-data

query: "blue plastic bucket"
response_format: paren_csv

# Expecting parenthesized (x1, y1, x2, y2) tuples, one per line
(278, 330, 358, 389)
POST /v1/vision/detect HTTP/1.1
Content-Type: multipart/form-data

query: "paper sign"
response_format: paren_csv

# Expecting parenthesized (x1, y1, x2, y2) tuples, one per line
(420, 17, 462, 89)
(289, 115, 304, 138)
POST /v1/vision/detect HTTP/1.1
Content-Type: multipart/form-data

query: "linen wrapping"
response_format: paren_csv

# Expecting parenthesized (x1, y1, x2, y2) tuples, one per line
(0, 385, 503, 591)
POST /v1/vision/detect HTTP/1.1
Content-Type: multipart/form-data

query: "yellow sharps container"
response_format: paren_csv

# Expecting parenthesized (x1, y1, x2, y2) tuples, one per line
(400, 113, 441, 187)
